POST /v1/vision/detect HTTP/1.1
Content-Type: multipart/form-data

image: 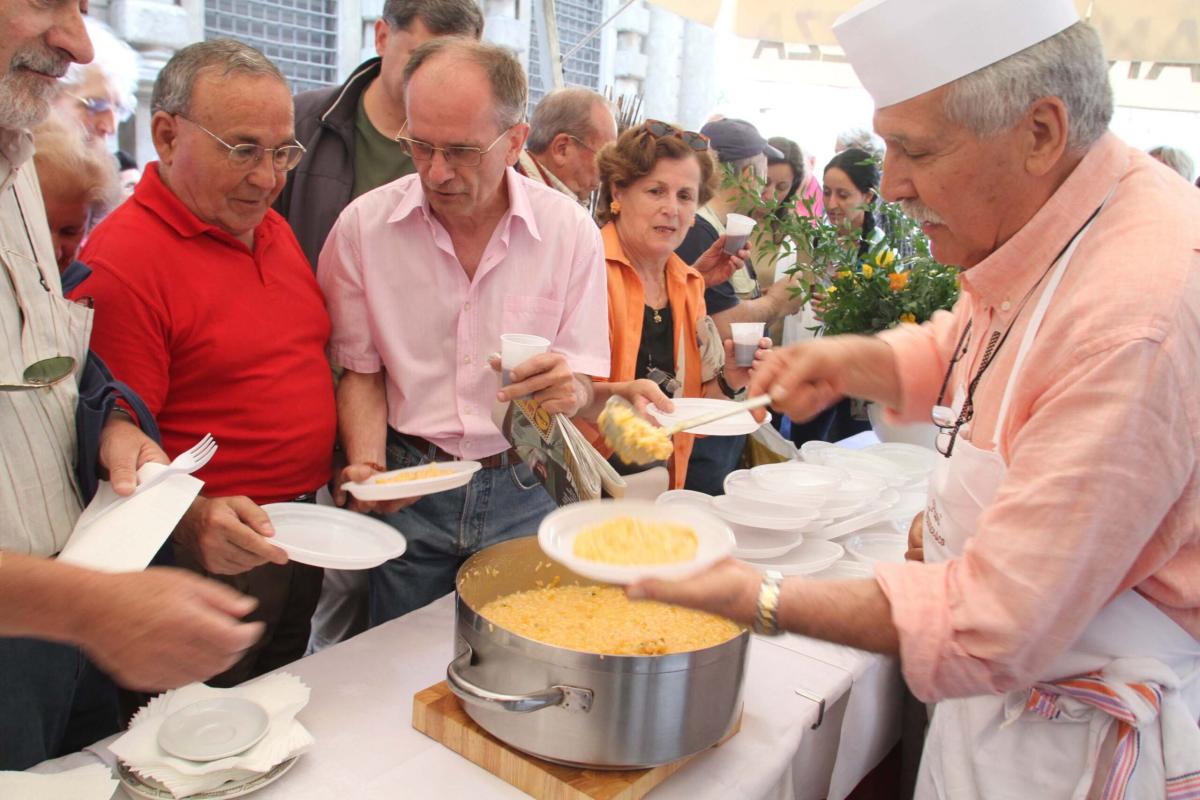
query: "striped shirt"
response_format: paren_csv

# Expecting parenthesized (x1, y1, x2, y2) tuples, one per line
(0, 129, 89, 555)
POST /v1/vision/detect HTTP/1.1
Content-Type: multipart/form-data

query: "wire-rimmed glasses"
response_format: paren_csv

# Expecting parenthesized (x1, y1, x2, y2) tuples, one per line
(67, 93, 133, 120)
(394, 122, 513, 168)
(931, 321, 973, 457)
(175, 115, 306, 172)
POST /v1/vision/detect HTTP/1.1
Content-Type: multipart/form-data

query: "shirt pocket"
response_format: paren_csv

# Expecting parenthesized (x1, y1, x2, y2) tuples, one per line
(501, 295, 564, 342)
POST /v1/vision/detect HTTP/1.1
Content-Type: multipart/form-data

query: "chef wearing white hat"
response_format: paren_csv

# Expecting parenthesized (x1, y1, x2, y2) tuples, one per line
(628, 1, 1200, 797)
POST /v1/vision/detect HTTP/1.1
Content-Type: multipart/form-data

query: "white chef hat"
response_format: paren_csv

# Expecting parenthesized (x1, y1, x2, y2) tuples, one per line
(834, 0, 1080, 108)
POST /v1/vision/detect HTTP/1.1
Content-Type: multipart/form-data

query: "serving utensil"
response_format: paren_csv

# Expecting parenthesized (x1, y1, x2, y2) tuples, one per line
(599, 394, 772, 465)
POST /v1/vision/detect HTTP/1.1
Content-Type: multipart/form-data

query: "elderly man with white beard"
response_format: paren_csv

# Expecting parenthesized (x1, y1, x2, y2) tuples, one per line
(0, 2, 265, 770)
(628, 0, 1200, 797)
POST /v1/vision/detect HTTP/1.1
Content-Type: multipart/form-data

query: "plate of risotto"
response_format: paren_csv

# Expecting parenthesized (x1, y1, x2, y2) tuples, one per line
(342, 461, 482, 501)
(538, 499, 735, 585)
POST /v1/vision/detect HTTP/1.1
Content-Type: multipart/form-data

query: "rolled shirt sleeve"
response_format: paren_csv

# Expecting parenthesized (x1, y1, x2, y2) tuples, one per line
(317, 206, 382, 374)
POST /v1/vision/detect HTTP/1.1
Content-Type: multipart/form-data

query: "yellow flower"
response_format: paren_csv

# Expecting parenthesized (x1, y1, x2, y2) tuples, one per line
(861, 263, 875, 279)
(826, 285, 837, 293)
(875, 248, 898, 269)
(889, 272, 909, 292)
(836, 270, 851, 280)
(899, 312, 917, 324)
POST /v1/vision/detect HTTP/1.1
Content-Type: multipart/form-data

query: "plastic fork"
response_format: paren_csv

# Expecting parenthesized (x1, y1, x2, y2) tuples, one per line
(86, 434, 218, 524)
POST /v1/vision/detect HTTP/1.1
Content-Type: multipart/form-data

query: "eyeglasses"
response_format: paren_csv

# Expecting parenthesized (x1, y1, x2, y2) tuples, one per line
(67, 93, 132, 120)
(639, 119, 710, 152)
(566, 134, 597, 155)
(175, 115, 306, 172)
(394, 122, 512, 168)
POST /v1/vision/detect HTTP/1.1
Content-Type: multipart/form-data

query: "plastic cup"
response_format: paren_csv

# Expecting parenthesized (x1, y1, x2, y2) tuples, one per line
(723, 213, 757, 254)
(730, 322, 764, 366)
(500, 333, 550, 385)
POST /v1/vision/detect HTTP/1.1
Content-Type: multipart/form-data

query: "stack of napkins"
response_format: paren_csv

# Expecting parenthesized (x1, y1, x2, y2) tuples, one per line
(109, 672, 313, 797)
(59, 462, 203, 572)
(0, 764, 117, 799)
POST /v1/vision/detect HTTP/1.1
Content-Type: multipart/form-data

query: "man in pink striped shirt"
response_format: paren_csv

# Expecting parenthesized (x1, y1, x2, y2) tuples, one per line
(318, 39, 610, 625)
(632, 1, 1200, 796)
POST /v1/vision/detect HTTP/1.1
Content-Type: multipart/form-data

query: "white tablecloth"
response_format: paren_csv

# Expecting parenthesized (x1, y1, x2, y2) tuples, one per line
(35, 594, 901, 799)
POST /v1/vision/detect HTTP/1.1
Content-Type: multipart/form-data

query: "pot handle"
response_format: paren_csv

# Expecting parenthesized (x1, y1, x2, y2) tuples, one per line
(447, 642, 593, 714)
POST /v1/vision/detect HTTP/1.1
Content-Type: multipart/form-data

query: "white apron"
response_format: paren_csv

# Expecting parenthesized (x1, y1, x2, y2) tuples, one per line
(917, 209, 1200, 800)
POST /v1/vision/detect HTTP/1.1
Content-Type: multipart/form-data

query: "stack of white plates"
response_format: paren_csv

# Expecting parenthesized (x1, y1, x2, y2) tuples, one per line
(742, 539, 845, 576)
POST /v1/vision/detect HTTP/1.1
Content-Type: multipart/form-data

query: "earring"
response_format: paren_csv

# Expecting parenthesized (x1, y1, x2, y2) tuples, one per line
(609, 200, 621, 216)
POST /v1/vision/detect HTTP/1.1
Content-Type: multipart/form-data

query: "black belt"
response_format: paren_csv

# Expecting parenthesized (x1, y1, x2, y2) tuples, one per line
(388, 429, 518, 470)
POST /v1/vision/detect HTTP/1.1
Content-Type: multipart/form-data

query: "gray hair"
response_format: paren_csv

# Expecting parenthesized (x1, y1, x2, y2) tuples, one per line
(527, 87, 610, 153)
(944, 21, 1112, 152)
(63, 18, 140, 119)
(403, 38, 526, 131)
(33, 112, 121, 215)
(151, 39, 286, 116)
(1148, 146, 1195, 182)
(382, 0, 484, 38)
(834, 127, 883, 161)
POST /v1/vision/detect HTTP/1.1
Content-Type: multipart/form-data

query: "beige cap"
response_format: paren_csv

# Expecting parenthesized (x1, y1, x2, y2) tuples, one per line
(834, 0, 1080, 108)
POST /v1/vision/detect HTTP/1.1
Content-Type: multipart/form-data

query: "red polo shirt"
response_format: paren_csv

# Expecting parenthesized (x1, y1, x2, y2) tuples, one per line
(74, 162, 335, 503)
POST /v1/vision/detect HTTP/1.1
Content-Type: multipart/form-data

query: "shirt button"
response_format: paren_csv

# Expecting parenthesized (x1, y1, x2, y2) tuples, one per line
(1000, 300, 1011, 312)
(465, 406, 474, 415)
(463, 355, 471, 364)
(464, 302, 471, 311)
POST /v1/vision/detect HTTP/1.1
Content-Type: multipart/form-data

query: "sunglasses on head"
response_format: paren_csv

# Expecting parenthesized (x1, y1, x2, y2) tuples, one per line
(639, 119, 709, 152)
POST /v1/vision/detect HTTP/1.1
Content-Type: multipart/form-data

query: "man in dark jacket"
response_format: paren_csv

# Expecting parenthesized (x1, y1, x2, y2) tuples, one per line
(276, 0, 484, 268)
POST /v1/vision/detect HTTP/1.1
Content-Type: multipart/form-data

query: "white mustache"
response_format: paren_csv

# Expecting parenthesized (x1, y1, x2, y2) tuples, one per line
(12, 48, 69, 79)
(900, 199, 946, 226)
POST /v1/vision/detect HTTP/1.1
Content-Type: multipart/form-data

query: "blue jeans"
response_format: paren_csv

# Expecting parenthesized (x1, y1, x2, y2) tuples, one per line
(368, 432, 556, 626)
(683, 433, 747, 495)
(0, 638, 119, 770)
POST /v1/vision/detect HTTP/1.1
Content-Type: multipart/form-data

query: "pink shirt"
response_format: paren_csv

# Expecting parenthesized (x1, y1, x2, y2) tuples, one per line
(875, 133, 1200, 702)
(318, 169, 610, 460)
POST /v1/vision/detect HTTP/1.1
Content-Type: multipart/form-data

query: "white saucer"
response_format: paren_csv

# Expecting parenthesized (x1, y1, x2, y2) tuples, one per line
(263, 503, 406, 570)
(157, 698, 269, 762)
(119, 757, 298, 799)
(342, 460, 481, 501)
(647, 398, 769, 436)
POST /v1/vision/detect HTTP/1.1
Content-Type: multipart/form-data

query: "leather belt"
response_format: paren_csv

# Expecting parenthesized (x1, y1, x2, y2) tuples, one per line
(389, 429, 518, 470)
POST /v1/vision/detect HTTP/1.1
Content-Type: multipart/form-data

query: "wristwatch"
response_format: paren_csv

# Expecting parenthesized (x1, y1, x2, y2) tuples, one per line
(716, 367, 742, 400)
(752, 570, 784, 636)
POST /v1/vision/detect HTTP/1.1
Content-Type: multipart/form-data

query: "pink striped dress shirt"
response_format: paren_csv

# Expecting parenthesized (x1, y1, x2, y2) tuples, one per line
(318, 169, 611, 460)
(875, 133, 1200, 702)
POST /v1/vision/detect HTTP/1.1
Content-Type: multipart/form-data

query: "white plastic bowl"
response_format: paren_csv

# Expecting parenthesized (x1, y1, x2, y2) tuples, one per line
(808, 558, 875, 580)
(844, 532, 908, 565)
(742, 539, 845, 576)
(538, 499, 734, 585)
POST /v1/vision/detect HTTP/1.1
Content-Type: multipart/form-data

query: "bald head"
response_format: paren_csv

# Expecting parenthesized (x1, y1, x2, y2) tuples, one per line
(403, 38, 527, 132)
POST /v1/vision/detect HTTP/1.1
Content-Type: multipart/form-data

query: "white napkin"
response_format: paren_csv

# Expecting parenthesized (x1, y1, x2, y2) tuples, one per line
(109, 672, 313, 798)
(0, 763, 117, 800)
(59, 462, 203, 572)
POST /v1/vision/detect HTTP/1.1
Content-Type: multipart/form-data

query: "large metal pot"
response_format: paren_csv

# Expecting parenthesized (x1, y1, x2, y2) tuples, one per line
(447, 536, 749, 769)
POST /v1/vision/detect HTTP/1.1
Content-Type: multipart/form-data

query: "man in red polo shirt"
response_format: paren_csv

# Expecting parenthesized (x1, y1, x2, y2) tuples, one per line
(72, 39, 336, 685)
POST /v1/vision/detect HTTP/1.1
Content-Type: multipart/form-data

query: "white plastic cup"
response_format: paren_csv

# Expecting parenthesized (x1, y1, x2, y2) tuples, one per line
(723, 213, 757, 254)
(500, 333, 551, 385)
(730, 322, 765, 367)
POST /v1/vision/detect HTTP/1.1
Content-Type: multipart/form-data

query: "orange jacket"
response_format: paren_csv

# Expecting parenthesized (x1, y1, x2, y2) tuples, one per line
(578, 222, 707, 488)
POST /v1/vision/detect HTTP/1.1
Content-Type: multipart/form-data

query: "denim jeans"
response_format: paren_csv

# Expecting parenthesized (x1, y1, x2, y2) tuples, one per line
(0, 638, 120, 770)
(683, 433, 747, 495)
(368, 431, 556, 626)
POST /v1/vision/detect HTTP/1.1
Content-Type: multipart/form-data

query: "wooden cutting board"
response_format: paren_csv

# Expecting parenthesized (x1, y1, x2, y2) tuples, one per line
(412, 681, 739, 800)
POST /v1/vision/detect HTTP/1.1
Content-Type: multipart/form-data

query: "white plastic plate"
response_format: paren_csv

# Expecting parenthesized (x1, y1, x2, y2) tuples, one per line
(732, 527, 804, 560)
(263, 503, 406, 570)
(342, 460, 481, 501)
(723, 471, 829, 514)
(749, 462, 845, 494)
(711, 494, 820, 531)
(654, 489, 713, 509)
(809, 558, 875, 580)
(646, 397, 769, 437)
(538, 499, 734, 585)
(157, 698, 269, 762)
(119, 757, 298, 799)
(844, 532, 908, 565)
(742, 539, 845, 576)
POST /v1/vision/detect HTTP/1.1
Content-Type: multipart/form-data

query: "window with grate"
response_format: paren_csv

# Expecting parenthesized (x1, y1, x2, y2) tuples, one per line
(205, 0, 339, 94)
(528, 0, 603, 112)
